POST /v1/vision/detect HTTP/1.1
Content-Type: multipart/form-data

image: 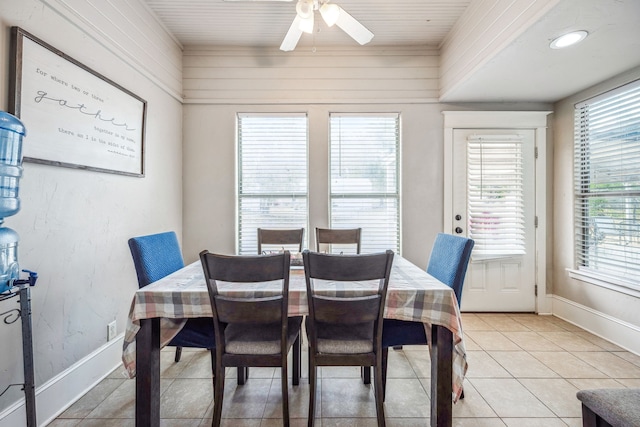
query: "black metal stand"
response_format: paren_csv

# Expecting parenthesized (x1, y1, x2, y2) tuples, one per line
(0, 283, 37, 427)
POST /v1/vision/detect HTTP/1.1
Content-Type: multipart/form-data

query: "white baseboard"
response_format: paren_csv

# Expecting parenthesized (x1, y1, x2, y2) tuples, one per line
(552, 295, 640, 356)
(0, 334, 124, 427)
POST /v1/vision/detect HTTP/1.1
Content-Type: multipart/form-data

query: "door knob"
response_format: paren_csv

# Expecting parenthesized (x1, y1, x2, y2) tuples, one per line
(455, 227, 463, 234)
(455, 215, 462, 221)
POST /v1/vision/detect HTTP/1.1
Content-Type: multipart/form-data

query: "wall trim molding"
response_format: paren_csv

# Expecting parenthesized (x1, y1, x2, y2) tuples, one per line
(552, 295, 640, 355)
(443, 111, 552, 312)
(183, 98, 442, 105)
(0, 334, 124, 427)
(538, 293, 553, 315)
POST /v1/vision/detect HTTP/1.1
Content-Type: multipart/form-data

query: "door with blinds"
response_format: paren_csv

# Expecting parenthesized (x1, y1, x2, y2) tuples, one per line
(452, 129, 536, 311)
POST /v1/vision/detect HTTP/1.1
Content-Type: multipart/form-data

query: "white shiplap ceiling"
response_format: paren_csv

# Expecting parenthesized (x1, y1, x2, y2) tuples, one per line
(144, 0, 472, 48)
(143, 0, 640, 102)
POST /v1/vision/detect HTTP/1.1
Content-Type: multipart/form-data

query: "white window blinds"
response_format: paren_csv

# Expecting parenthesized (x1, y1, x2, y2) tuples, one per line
(467, 135, 525, 257)
(574, 80, 640, 285)
(237, 113, 308, 255)
(329, 113, 400, 254)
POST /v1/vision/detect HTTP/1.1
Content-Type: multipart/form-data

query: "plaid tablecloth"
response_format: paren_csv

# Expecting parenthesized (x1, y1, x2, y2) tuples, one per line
(122, 256, 467, 401)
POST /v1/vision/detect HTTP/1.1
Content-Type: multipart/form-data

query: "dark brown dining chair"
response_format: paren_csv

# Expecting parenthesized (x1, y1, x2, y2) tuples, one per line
(257, 228, 304, 254)
(303, 249, 394, 427)
(315, 227, 362, 254)
(316, 227, 370, 382)
(199, 250, 302, 427)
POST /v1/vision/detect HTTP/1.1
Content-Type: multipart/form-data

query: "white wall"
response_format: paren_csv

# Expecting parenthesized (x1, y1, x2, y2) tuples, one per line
(0, 0, 183, 420)
(553, 66, 640, 350)
(439, 0, 560, 101)
(183, 102, 447, 268)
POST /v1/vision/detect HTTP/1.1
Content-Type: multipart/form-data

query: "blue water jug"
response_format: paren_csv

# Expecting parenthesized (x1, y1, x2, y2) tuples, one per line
(0, 112, 25, 294)
(0, 111, 24, 218)
(0, 227, 19, 294)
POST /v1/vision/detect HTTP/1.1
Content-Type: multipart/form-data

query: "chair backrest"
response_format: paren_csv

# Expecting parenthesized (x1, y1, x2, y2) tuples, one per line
(128, 231, 185, 288)
(315, 227, 362, 254)
(303, 250, 394, 351)
(199, 251, 291, 351)
(426, 233, 474, 306)
(257, 228, 304, 254)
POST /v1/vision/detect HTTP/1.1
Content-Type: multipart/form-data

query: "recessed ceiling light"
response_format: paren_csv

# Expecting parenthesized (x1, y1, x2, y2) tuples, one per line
(550, 30, 588, 49)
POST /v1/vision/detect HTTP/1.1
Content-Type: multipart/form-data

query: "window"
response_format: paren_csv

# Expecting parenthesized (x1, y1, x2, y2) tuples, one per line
(329, 114, 400, 254)
(574, 80, 640, 286)
(237, 113, 308, 255)
(467, 135, 525, 258)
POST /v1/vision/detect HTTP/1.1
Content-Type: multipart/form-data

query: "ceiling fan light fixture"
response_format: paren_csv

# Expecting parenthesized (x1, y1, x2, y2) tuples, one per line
(295, 0, 314, 18)
(319, 2, 340, 27)
(280, 0, 373, 51)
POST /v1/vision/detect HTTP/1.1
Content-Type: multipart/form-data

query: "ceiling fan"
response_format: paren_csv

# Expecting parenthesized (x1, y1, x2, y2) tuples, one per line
(224, 0, 374, 52)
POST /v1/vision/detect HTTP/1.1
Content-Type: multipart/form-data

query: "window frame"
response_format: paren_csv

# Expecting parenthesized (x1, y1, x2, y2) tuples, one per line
(328, 112, 401, 254)
(572, 79, 640, 292)
(236, 113, 309, 255)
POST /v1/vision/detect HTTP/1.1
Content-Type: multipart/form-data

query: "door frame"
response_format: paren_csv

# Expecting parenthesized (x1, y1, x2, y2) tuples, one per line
(443, 111, 552, 314)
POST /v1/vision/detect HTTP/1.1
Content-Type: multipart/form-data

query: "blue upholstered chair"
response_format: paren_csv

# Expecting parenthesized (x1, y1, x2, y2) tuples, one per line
(128, 231, 216, 363)
(380, 233, 474, 399)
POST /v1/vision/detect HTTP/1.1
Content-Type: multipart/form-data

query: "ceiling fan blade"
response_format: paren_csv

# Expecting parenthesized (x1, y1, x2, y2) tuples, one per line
(335, 7, 374, 45)
(280, 15, 304, 51)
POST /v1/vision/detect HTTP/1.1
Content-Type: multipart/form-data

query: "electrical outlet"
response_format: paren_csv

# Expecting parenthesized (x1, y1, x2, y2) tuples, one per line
(107, 320, 117, 341)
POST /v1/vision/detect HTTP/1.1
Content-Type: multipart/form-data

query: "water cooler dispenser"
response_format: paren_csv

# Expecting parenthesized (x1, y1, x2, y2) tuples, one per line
(0, 111, 38, 426)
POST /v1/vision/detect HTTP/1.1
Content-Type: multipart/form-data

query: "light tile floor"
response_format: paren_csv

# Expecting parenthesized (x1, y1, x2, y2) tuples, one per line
(50, 313, 640, 426)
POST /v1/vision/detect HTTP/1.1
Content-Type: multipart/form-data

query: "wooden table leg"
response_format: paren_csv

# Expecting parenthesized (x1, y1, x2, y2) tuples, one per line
(430, 324, 453, 427)
(136, 318, 161, 427)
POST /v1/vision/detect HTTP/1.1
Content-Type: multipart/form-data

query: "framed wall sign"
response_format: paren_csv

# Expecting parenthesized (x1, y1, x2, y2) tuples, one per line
(8, 27, 146, 177)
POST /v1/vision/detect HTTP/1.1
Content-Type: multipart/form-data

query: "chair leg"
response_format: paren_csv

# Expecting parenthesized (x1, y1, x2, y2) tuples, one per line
(581, 403, 612, 427)
(293, 334, 301, 386)
(308, 360, 317, 427)
(381, 347, 388, 402)
(212, 361, 225, 427)
(209, 350, 216, 399)
(174, 346, 182, 362)
(362, 366, 371, 384)
(237, 367, 248, 385)
(374, 361, 386, 427)
(281, 364, 290, 427)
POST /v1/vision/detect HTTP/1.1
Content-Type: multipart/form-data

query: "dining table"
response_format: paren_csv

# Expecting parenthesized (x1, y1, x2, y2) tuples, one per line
(122, 255, 467, 427)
